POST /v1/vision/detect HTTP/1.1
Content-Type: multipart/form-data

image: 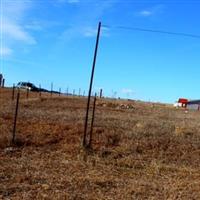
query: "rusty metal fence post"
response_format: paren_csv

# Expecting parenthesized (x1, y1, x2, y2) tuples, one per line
(79, 88, 81, 97)
(59, 88, 61, 96)
(83, 22, 101, 148)
(12, 91, 20, 144)
(39, 84, 42, 97)
(88, 93, 97, 148)
(0, 74, 2, 87)
(51, 82, 53, 97)
(12, 84, 15, 101)
(100, 89, 103, 98)
(26, 88, 29, 99)
(2, 78, 5, 87)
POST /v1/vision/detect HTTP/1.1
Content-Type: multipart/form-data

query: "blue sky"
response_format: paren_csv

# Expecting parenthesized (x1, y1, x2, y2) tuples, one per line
(1, 0, 200, 103)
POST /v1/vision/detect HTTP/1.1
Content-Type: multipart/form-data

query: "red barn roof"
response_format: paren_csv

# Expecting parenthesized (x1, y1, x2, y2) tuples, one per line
(178, 98, 188, 104)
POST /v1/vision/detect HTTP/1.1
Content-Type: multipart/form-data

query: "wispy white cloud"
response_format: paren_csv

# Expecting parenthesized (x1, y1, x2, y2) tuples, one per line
(139, 10, 153, 17)
(2, 0, 32, 20)
(0, 47, 13, 57)
(137, 5, 165, 17)
(3, 19, 36, 44)
(1, 0, 36, 57)
(25, 21, 43, 31)
(60, 1, 115, 41)
(60, 25, 109, 42)
(82, 26, 109, 37)
(82, 27, 97, 37)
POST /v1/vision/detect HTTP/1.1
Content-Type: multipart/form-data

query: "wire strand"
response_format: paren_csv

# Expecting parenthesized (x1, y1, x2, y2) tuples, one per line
(103, 24, 200, 39)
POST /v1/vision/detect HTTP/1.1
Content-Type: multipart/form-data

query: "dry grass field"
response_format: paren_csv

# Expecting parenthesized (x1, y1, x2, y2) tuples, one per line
(1, 87, 200, 199)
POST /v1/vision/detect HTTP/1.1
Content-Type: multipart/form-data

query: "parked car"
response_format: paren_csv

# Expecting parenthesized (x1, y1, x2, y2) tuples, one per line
(16, 82, 39, 92)
(16, 82, 51, 93)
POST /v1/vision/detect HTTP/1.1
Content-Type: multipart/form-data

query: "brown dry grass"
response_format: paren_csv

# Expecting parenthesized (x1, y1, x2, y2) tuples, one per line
(1, 87, 200, 199)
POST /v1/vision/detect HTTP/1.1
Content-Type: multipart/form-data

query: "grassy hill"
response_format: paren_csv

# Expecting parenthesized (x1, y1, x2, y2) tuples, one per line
(1, 87, 200, 199)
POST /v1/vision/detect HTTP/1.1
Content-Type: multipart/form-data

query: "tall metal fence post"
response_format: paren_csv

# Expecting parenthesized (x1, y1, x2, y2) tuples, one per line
(0, 74, 2, 87)
(26, 88, 29, 99)
(51, 82, 53, 97)
(83, 22, 101, 147)
(66, 87, 69, 96)
(59, 88, 61, 96)
(12, 91, 20, 144)
(39, 84, 42, 97)
(2, 78, 5, 87)
(79, 88, 81, 97)
(100, 89, 103, 98)
(12, 84, 15, 101)
(88, 93, 97, 148)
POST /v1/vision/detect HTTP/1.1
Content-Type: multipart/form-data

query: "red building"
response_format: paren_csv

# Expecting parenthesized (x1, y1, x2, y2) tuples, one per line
(178, 98, 188, 108)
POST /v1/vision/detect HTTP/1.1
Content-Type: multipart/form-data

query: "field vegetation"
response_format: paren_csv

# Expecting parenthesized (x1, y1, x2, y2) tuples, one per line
(1, 88, 200, 199)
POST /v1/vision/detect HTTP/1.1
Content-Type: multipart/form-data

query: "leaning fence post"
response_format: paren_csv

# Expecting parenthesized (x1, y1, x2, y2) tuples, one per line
(83, 22, 101, 147)
(51, 82, 53, 97)
(26, 88, 29, 99)
(100, 89, 103, 98)
(0, 74, 2, 87)
(12, 91, 20, 144)
(59, 88, 61, 96)
(2, 78, 5, 87)
(79, 88, 81, 97)
(39, 84, 42, 97)
(88, 93, 97, 148)
(12, 84, 15, 101)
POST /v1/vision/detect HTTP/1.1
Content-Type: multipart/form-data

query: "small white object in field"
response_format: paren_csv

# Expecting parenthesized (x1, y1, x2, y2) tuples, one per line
(4, 147, 14, 153)
(174, 102, 182, 108)
(185, 110, 188, 114)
